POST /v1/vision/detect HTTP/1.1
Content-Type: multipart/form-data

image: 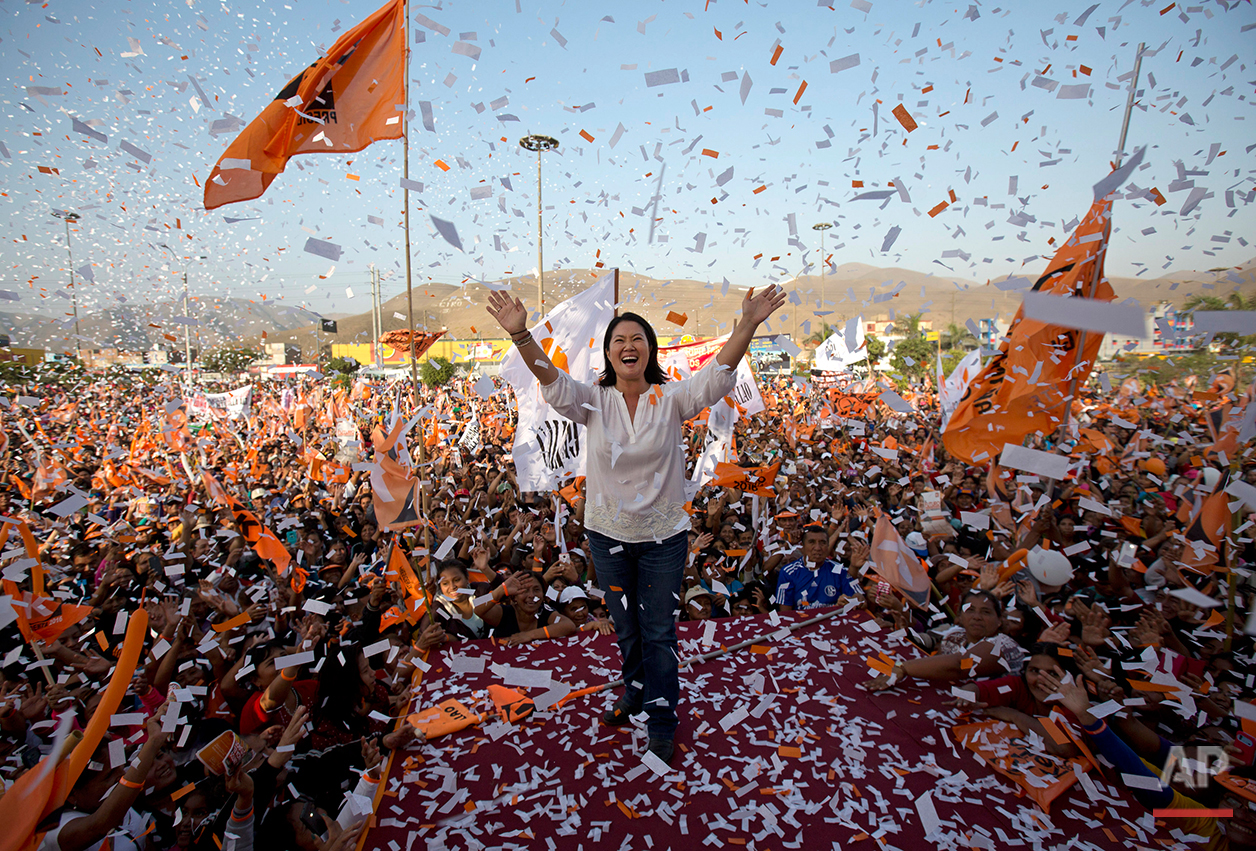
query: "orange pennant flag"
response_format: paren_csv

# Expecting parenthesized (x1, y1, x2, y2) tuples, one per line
(709, 461, 780, 497)
(943, 194, 1117, 464)
(204, 0, 406, 209)
(870, 514, 933, 608)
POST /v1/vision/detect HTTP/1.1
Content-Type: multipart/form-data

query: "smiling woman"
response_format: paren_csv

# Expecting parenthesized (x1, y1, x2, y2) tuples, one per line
(485, 285, 785, 764)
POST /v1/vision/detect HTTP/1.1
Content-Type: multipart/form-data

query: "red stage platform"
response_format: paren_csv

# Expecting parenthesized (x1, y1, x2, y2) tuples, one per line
(364, 609, 1145, 850)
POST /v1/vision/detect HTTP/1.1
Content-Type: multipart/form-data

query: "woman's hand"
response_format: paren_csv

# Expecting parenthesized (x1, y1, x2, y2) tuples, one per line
(740, 284, 787, 327)
(415, 623, 446, 651)
(1037, 620, 1071, 645)
(382, 724, 416, 752)
(586, 618, 616, 636)
(486, 291, 529, 337)
(1073, 601, 1112, 647)
(268, 705, 309, 768)
(945, 694, 988, 712)
(1015, 578, 1040, 609)
(360, 736, 382, 775)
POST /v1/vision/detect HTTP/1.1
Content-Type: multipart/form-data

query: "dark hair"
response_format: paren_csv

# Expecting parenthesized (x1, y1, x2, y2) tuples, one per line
(959, 589, 1003, 616)
(598, 312, 668, 387)
(1027, 642, 1078, 676)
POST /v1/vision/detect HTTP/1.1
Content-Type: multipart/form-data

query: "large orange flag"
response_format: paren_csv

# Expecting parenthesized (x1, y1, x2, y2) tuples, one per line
(204, 0, 406, 209)
(942, 196, 1117, 464)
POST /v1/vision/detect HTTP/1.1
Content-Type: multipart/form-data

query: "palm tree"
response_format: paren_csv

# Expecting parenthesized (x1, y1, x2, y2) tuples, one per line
(806, 321, 839, 346)
(940, 322, 978, 351)
(1182, 291, 1255, 348)
(886, 312, 924, 338)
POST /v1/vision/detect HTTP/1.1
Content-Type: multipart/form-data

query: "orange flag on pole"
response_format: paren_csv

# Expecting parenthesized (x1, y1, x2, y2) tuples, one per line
(1180, 469, 1232, 574)
(942, 196, 1117, 464)
(204, 0, 406, 209)
(870, 514, 933, 608)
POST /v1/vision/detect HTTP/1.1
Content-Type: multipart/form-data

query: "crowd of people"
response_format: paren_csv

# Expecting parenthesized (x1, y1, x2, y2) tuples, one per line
(1, 354, 1254, 849)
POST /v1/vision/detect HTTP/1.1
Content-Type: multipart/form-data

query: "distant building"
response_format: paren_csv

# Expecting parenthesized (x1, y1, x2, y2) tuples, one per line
(0, 346, 45, 367)
(1098, 302, 1194, 360)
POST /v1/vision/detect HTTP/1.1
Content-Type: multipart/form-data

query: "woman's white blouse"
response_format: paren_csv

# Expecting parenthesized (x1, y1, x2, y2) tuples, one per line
(540, 362, 737, 543)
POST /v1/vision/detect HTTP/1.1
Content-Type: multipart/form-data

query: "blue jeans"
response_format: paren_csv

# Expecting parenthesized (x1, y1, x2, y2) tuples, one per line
(586, 529, 688, 740)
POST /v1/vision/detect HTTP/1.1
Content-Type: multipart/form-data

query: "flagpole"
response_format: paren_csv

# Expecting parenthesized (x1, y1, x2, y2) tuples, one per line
(1059, 42, 1144, 435)
(613, 266, 619, 318)
(399, 1, 433, 579)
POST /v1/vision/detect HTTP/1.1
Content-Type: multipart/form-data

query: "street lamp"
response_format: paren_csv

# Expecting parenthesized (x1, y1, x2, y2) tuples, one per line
(519, 134, 559, 311)
(51, 210, 82, 362)
(812, 222, 832, 325)
(161, 244, 208, 384)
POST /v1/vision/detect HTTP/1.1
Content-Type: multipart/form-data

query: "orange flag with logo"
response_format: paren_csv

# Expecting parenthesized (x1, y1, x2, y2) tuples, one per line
(943, 196, 1117, 464)
(710, 461, 780, 496)
(204, 0, 405, 209)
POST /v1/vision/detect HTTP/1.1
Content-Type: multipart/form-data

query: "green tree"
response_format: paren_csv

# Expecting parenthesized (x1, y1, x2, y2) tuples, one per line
(890, 334, 934, 378)
(864, 333, 886, 368)
(419, 356, 458, 387)
(327, 355, 360, 390)
(202, 345, 261, 374)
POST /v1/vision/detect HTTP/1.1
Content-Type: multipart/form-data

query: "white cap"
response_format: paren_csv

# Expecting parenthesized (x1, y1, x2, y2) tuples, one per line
(558, 585, 588, 605)
(1027, 548, 1074, 588)
(905, 532, 927, 551)
(1200, 467, 1222, 492)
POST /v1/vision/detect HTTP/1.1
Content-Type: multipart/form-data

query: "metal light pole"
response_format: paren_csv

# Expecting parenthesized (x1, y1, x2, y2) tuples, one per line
(812, 222, 832, 328)
(51, 210, 81, 362)
(519, 134, 559, 311)
(162, 244, 207, 386)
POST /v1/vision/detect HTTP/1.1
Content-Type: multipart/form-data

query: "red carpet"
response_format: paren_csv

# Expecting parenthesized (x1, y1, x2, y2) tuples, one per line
(365, 609, 1140, 850)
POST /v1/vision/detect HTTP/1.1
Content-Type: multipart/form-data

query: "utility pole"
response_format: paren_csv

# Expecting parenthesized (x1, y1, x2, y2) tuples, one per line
(51, 210, 81, 362)
(370, 265, 382, 368)
(161, 244, 206, 388)
(519, 134, 559, 312)
(812, 222, 832, 327)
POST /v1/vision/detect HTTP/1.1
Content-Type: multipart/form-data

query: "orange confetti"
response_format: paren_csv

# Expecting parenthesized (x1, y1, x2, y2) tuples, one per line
(793, 80, 807, 105)
(701, 148, 719, 158)
(346, 173, 360, 181)
(891, 104, 917, 132)
(434, 159, 451, 171)
(1150, 187, 1167, 206)
(666, 311, 688, 326)
(579, 129, 594, 142)
(770, 44, 783, 65)
(927, 201, 949, 218)
(753, 185, 766, 194)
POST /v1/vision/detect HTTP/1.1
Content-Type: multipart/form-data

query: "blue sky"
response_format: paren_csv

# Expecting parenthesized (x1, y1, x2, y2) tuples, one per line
(1, 0, 1254, 324)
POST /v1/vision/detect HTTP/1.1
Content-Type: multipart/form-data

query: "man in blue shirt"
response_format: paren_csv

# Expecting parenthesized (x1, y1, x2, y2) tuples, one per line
(773, 524, 859, 611)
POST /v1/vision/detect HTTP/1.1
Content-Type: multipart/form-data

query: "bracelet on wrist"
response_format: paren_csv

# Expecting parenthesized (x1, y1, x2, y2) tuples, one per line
(118, 776, 144, 789)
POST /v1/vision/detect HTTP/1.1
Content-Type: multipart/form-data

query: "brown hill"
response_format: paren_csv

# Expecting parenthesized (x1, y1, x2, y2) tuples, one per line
(251, 258, 1256, 358)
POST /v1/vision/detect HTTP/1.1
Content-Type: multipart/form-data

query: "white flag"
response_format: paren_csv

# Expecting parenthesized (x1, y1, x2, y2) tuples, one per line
(687, 397, 739, 500)
(939, 348, 983, 430)
(814, 315, 866, 371)
(499, 272, 616, 491)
